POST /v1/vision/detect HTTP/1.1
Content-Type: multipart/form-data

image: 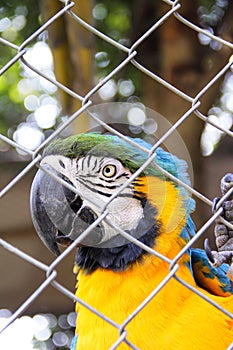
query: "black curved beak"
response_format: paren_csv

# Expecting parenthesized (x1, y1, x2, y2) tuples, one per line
(30, 168, 105, 254)
(30, 170, 61, 256)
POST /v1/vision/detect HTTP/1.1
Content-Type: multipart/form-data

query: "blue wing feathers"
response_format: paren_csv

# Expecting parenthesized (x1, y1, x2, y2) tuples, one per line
(71, 334, 78, 350)
(191, 248, 233, 296)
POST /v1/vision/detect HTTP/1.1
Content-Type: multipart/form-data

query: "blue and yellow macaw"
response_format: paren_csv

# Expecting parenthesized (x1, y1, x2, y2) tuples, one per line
(30, 133, 233, 350)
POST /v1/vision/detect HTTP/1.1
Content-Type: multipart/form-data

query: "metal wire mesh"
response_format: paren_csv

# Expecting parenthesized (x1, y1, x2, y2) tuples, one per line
(0, 0, 233, 349)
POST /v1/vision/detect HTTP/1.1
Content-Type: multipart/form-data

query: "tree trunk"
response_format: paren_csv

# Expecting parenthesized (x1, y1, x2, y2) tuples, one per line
(41, 0, 94, 132)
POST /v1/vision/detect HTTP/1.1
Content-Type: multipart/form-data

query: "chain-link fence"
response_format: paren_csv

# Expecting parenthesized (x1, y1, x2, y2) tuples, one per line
(1, 0, 233, 349)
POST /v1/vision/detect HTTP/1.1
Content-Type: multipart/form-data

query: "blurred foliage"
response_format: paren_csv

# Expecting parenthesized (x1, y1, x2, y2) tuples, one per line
(0, 63, 25, 135)
(93, 1, 142, 97)
(0, 1, 40, 38)
(0, 1, 40, 135)
(0, 0, 231, 138)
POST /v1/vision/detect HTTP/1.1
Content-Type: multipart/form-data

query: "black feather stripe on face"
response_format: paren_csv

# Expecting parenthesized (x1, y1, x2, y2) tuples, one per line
(76, 201, 161, 273)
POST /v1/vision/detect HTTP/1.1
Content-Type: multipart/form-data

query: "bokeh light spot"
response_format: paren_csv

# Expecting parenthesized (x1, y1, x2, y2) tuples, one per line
(34, 104, 59, 129)
(95, 51, 110, 68)
(52, 331, 69, 347)
(118, 79, 135, 97)
(98, 79, 117, 100)
(24, 95, 40, 111)
(13, 124, 44, 151)
(93, 3, 107, 20)
(127, 107, 146, 126)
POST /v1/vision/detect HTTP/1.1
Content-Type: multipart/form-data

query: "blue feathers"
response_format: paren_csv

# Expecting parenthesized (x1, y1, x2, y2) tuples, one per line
(133, 137, 191, 185)
(70, 335, 78, 350)
(180, 215, 196, 242)
(191, 248, 233, 296)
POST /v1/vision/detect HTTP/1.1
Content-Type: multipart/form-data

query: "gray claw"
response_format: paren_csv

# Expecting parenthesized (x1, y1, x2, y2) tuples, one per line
(212, 197, 220, 213)
(204, 238, 215, 264)
(221, 173, 233, 197)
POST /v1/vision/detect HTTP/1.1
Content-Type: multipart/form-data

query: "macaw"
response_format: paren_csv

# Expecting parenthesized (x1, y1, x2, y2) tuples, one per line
(30, 133, 233, 350)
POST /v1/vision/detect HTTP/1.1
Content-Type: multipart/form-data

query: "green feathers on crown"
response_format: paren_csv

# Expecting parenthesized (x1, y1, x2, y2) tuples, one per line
(43, 133, 189, 183)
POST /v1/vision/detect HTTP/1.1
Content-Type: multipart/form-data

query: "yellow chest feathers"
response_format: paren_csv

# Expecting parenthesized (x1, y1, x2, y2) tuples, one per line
(75, 256, 233, 350)
(74, 177, 233, 349)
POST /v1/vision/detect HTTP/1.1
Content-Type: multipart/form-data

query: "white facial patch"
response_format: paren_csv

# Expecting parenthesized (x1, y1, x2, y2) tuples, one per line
(40, 154, 144, 247)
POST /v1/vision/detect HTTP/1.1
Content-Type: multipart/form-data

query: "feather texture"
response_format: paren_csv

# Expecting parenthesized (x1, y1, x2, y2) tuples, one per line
(31, 133, 233, 349)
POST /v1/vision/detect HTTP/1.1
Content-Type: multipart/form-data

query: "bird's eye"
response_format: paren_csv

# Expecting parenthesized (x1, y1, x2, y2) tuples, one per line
(102, 164, 117, 178)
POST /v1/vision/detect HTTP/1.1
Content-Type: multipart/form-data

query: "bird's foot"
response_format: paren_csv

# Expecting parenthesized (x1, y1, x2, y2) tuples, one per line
(204, 173, 233, 281)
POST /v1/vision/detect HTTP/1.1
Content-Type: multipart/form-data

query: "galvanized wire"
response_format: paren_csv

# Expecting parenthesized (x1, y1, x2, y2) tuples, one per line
(0, 0, 233, 349)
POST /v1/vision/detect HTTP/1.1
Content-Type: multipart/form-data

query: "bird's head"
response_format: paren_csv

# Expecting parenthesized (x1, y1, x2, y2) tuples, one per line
(30, 133, 195, 269)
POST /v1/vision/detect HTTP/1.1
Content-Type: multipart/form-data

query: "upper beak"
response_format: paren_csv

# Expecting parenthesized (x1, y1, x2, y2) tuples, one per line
(30, 169, 62, 256)
(30, 167, 81, 255)
(30, 167, 106, 254)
